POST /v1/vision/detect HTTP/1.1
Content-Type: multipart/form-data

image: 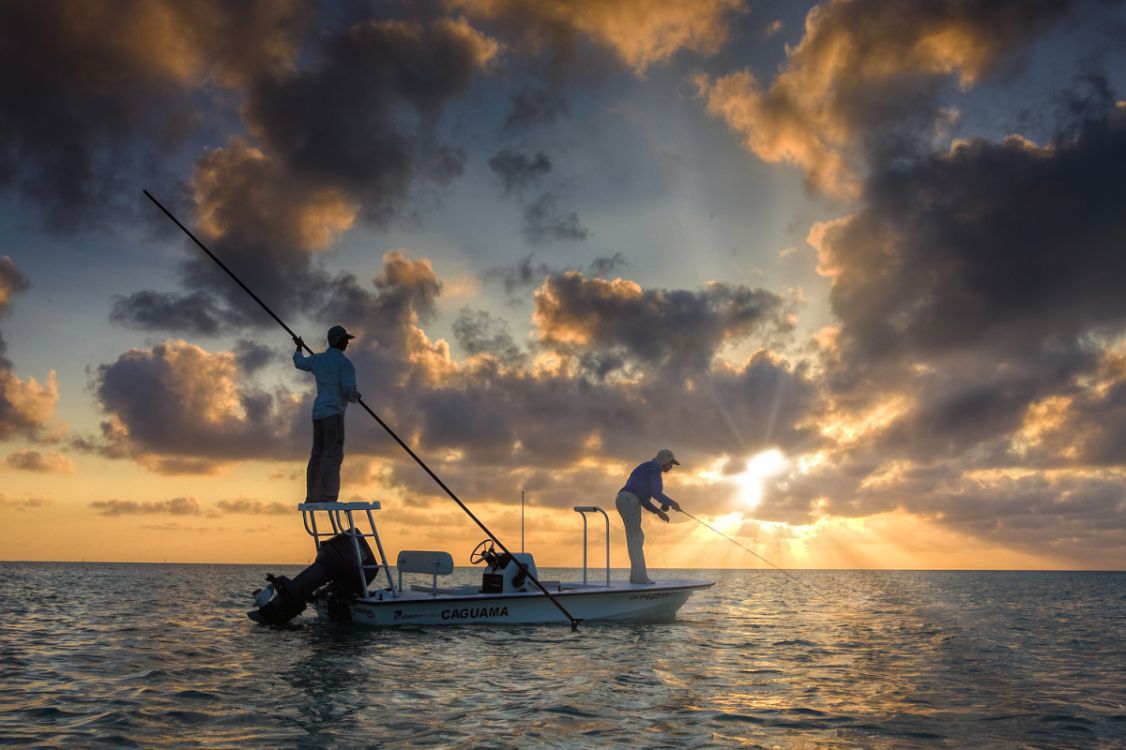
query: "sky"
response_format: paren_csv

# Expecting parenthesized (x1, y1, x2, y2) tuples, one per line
(2, 0, 1125, 569)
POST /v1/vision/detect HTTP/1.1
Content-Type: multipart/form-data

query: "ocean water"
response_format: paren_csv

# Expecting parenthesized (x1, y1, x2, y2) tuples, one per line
(0, 564, 1123, 749)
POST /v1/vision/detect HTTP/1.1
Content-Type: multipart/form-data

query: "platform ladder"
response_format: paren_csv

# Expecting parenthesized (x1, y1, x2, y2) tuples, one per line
(298, 501, 397, 598)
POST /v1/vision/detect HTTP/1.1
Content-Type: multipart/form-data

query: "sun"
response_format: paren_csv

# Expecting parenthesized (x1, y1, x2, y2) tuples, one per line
(737, 449, 788, 508)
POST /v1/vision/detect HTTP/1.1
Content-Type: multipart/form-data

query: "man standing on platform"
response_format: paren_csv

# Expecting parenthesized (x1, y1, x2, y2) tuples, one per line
(616, 449, 683, 584)
(293, 325, 360, 503)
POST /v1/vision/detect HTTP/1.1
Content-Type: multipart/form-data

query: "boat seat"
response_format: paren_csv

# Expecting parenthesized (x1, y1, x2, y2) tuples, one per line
(397, 550, 455, 595)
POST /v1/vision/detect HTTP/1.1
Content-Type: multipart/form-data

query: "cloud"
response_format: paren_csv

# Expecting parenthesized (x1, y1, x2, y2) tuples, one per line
(123, 13, 499, 335)
(0, 257, 29, 315)
(85, 339, 301, 466)
(6, 450, 74, 474)
(808, 105, 1126, 462)
(91, 497, 202, 516)
(588, 253, 628, 277)
(503, 87, 568, 130)
(522, 192, 588, 244)
(488, 149, 552, 194)
(736, 101, 1126, 563)
(0, 259, 59, 439)
(216, 499, 291, 515)
(240, 17, 496, 224)
(109, 290, 226, 336)
(452, 309, 528, 367)
(0, 495, 52, 511)
(696, 0, 1082, 196)
(532, 271, 791, 376)
(483, 254, 628, 297)
(450, 0, 745, 74)
(0, 0, 309, 228)
(233, 340, 276, 374)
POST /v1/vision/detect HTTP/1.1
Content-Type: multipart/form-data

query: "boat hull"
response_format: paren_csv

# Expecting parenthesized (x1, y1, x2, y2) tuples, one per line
(314, 580, 714, 626)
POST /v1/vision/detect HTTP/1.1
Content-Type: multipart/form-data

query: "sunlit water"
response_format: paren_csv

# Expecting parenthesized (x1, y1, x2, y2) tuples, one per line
(1, 564, 1124, 748)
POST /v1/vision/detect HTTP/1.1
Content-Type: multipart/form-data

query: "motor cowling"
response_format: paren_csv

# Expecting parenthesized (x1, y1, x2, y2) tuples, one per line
(248, 531, 375, 625)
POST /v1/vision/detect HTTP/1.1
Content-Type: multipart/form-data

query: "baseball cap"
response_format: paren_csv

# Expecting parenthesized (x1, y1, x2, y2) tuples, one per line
(327, 325, 355, 346)
(655, 449, 680, 466)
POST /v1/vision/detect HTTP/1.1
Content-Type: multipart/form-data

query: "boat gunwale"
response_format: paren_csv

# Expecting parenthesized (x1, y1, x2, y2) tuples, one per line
(346, 579, 715, 607)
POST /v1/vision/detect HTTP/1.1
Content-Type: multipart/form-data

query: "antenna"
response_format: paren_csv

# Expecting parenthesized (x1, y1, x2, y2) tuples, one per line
(521, 490, 525, 554)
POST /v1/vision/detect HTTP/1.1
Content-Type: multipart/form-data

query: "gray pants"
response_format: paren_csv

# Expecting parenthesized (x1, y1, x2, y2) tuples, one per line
(307, 414, 345, 502)
(616, 490, 651, 583)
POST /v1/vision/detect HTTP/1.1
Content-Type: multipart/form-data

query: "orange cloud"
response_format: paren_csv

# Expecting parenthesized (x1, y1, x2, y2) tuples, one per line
(6, 449, 74, 474)
(193, 142, 357, 252)
(450, 0, 744, 73)
(0, 370, 58, 440)
(696, 0, 1074, 196)
(58, 0, 308, 88)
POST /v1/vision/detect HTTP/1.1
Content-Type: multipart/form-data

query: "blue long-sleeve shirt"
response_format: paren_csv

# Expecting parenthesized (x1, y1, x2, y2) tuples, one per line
(620, 460, 676, 514)
(294, 348, 359, 419)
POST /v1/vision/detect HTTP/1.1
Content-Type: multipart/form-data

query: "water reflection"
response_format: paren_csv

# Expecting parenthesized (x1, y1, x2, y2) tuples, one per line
(1, 565, 1124, 748)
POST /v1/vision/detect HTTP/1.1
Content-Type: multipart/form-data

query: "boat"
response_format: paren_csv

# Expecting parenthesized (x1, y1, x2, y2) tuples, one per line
(248, 501, 714, 627)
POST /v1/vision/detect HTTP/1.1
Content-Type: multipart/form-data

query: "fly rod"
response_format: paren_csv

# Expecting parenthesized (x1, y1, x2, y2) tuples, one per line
(676, 507, 808, 588)
(142, 189, 582, 631)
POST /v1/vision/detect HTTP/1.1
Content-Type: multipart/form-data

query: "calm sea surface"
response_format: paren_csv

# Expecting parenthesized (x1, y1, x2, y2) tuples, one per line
(1, 564, 1123, 748)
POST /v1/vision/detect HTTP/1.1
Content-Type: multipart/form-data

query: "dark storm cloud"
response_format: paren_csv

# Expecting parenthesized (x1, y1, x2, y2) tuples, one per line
(452, 309, 528, 367)
(534, 271, 791, 375)
(814, 104, 1126, 459)
(522, 192, 588, 244)
(503, 87, 569, 130)
(488, 149, 552, 194)
(240, 16, 496, 223)
(91, 497, 202, 516)
(118, 13, 497, 335)
(109, 290, 225, 337)
(234, 340, 276, 374)
(0, 0, 309, 228)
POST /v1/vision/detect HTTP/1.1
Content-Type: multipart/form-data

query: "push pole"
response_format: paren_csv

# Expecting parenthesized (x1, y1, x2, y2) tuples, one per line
(142, 190, 582, 631)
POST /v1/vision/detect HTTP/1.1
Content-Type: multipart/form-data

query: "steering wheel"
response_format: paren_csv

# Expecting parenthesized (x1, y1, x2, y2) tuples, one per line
(470, 538, 496, 565)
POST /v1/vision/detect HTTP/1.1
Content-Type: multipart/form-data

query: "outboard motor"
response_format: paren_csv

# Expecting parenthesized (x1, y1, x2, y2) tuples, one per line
(248, 531, 375, 625)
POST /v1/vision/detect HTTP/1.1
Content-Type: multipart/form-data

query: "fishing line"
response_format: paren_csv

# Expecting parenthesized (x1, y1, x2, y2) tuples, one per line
(676, 508, 809, 588)
(142, 189, 582, 631)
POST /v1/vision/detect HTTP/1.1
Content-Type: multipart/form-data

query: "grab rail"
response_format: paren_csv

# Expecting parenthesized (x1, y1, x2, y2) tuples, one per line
(573, 506, 610, 586)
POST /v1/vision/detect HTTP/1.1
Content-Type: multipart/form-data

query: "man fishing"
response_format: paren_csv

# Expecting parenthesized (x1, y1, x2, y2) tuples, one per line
(293, 325, 360, 503)
(616, 449, 683, 584)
